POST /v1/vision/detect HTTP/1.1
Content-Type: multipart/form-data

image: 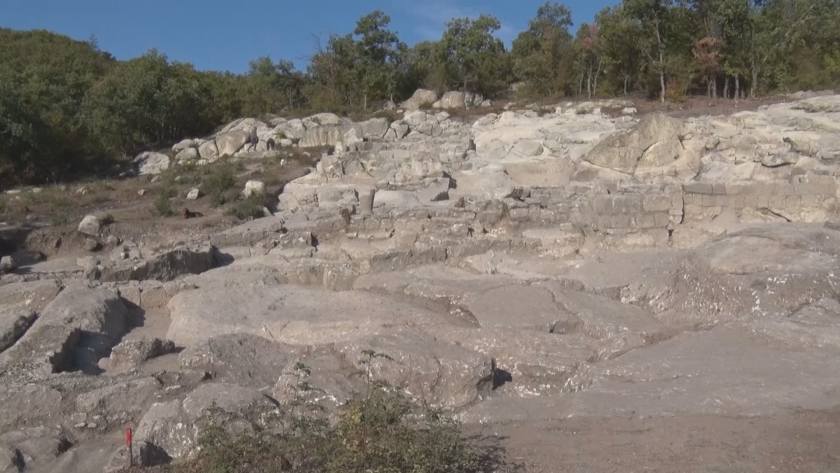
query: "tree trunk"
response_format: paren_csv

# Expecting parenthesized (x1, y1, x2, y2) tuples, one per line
(734, 76, 740, 100)
(723, 76, 730, 100)
(656, 23, 666, 103)
(712, 77, 717, 99)
(750, 64, 758, 99)
(586, 66, 592, 99)
(593, 58, 602, 98)
(707, 77, 712, 98)
(363, 94, 368, 113)
(623, 75, 629, 95)
(659, 66, 666, 103)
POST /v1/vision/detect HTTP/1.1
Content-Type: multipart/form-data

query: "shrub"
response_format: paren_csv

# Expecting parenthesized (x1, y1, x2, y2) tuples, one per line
(178, 351, 489, 473)
(153, 196, 174, 217)
(225, 193, 270, 220)
(203, 164, 237, 207)
(418, 101, 435, 110)
(49, 213, 68, 225)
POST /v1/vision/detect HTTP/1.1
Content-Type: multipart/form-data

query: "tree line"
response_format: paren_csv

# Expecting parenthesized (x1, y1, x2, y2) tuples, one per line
(1, 0, 838, 183)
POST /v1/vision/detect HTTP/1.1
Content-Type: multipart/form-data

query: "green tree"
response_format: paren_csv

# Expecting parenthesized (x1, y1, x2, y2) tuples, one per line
(353, 10, 404, 110)
(511, 2, 576, 97)
(596, 6, 644, 95)
(440, 15, 510, 97)
(624, 0, 675, 102)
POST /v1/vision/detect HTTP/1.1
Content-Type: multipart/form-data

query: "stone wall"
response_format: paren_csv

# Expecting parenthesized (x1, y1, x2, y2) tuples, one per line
(681, 174, 837, 221)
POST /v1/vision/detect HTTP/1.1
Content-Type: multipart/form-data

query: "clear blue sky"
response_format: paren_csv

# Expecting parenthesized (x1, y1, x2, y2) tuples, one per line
(2, 0, 618, 73)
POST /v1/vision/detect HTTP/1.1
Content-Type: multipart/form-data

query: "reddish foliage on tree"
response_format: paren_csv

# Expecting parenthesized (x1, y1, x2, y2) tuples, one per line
(692, 36, 723, 79)
(580, 24, 599, 53)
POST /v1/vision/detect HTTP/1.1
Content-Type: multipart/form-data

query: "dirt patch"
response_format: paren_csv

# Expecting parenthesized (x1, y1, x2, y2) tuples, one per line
(1, 148, 319, 258)
(469, 407, 840, 473)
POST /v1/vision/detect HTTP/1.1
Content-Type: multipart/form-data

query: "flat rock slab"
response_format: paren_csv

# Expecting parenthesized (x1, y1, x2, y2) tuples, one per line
(353, 266, 521, 319)
(461, 326, 840, 424)
(167, 268, 454, 347)
(424, 326, 595, 396)
(0, 307, 36, 353)
(0, 279, 62, 310)
(179, 333, 297, 388)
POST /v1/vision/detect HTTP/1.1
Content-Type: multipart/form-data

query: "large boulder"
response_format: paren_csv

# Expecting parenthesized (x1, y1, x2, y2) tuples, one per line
(198, 140, 219, 161)
(437, 91, 466, 109)
(133, 152, 170, 175)
(215, 130, 250, 157)
(174, 147, 198, 163)
(303, 113, 344, 128)
(401, 89, 439, 110)
(134, 383, 276, 460)
(0, 307, 36, 353)
(172, 139, 195, 152)
(584, 114, 683, 174)
(359, 117, 390, 138)
(0, 285, 127, 375)
(179, 333, 297, 387)
(106, 338, 176, 371)
(78, 215, 101, 236)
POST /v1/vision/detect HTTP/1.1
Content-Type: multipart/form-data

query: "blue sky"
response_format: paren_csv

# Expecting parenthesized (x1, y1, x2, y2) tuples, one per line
(2, 0, 618, 73)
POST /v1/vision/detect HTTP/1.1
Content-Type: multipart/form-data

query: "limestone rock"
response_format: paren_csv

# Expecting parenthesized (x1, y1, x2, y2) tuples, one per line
(0, 285, 127, 375)
(243, 180, 266, 198)
(402, 89, 439, 110)
(198, 140, 219, 161)
(78, 215, 101, 236)
(512, 139, 544, 157)
(172, 139, 195, 152)
(133, 152, 170, 175)
(584, 114, 682, 174)
(186, 188, 200, 200)
(179, 333, 297, 387)
(438, 91, 466, 109)
(175, 147, 198, 163)
(108, 338, 176, 371)
(0, 279, 62, 310)
(0, 307, 36, 353)
(135, 383, 276, 460)
(215, 130, 249, 157)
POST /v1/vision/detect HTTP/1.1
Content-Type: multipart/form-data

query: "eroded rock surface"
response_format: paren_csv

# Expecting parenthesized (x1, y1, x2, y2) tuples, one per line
(5, 96, 840, 471)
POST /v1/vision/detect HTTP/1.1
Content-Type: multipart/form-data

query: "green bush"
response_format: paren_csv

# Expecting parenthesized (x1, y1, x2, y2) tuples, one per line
(178, 351, 488, 473)
(153, 195, 174, 217)
(203, 164, 238, 207)
(418, 101, 435, 110)
(225, 193, 270, 220)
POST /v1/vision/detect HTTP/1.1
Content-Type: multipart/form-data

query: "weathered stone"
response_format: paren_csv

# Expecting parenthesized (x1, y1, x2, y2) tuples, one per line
(179, 333, 296, 387)
(0, 307, 36, 353)
(78, 215, 101, 236)
(108, 338, 176, 371)
(135, 383, 276, 460)
(133, 152, 170, 175)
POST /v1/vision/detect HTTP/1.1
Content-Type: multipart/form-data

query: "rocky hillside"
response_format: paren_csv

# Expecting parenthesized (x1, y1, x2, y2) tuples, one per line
(2, 93, 840, 472)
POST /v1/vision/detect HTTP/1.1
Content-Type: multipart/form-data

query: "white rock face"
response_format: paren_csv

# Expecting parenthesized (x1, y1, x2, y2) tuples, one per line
(401, 89, 439, 110)
(172, 139, 195, 152)
(242, 180, 266, 198)
(77, 215, 101, 236)
(175, 147, 198, 163)
(133, 152, 170, 175)
(186, 188, 200, 200)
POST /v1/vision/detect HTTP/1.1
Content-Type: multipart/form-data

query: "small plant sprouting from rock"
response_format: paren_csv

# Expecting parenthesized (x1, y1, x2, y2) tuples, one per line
(179, 351, 491, 473)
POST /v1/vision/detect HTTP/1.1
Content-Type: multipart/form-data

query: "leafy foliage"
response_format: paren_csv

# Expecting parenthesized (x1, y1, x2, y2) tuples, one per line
(177, 352, 487, 473)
